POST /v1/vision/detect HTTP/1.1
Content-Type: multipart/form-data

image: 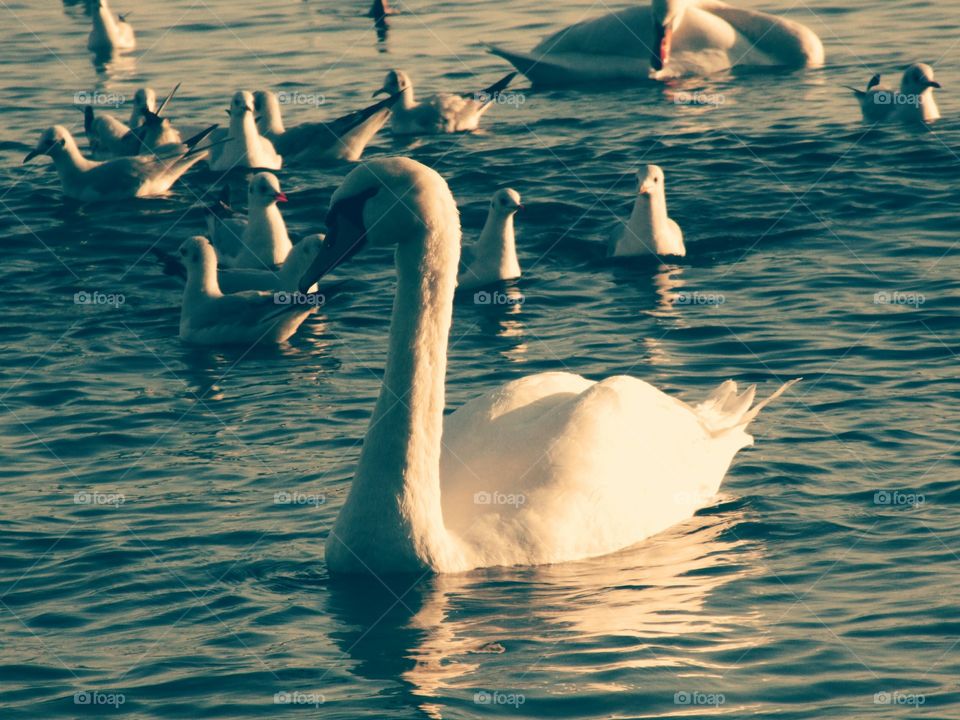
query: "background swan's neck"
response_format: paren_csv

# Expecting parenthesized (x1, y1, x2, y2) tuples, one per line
(329, 202, 462, 573)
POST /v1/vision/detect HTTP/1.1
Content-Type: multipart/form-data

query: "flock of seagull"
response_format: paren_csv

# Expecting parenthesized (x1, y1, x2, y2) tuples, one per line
(23, 0, 947, 572)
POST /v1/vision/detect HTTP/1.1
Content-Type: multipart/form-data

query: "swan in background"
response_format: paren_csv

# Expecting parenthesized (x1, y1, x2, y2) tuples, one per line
(206, 172, 293, 269)
(209, 91, 282, 171)
(178, 236, 316, 346)
(297, 157, 798, 575)
(458, 188, 522, 290)
(254, 90, 399, 164)
(488, 0, 824, 86)
(847, 64, 941, 124)
(88, 0, 135, 53)
(23, 126, 206, 200)
(373, 70, 517, 134)
(610, 165, 685, 258)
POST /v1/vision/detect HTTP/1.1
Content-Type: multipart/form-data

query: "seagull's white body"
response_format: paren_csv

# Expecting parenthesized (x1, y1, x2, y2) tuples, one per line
(85, 88, 156, 158)
(217, 235, 324, 294)
(375, 70, 515, 135)
(88, 0, 135, 52)
(611, 165, 685, 258)
(254, 91, 394, 164)
(206, 172, 293, 269)
(850, 64, 941, 124)
(24, 126, 204, 201)
(299, 158, 797, 575)
(489, 0, 824, 85)
(458, 188, 522, 290)
(209, 91, 282, 171)
(178, 236, 314, 346)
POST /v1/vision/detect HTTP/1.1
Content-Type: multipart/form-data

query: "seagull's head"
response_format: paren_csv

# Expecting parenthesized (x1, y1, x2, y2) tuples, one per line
(133, 88, 158, 117)
(490, 188, 522, 216)
(228, 90, 254, 118)
(248, 172, 287, 206)
(637, 164, 666, 199)
(901, 63, 941, 94)
(178, 236, 216, 273)
(23, 126, 73, 163)
(650, 0, 689, 71)
(374, 69, 411, 97)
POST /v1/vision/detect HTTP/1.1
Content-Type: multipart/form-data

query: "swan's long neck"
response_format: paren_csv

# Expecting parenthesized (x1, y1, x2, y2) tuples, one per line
(476, 209, 519, 279)
(329, 199, 462, 573)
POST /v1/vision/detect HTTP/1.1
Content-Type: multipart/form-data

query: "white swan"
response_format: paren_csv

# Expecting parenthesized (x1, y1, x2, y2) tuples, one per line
(458, 188, 522, 290)
(88, 0, 135, 53)
(206, 172, 293, 269)
(610, 165, 685, 258)
(209, 91, 282, 171)
(373, 70, 516, 135)
(297, 157, 798, 574)
(488, 0, 824, 85)
(847, 64, 941, 124)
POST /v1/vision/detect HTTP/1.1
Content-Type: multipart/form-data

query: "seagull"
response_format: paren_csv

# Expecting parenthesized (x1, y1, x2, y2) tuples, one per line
(254, 90, 400, 164)
(85, 84, 194, 158)
(848, 64, 942, 124)
(177, 236, 316, 346)
(373, 70, 517, 134)
(208, 91, 282, 171)
(88, 0, 135, 53)
(458, 189, 523, 290)
(610, 165, 685, 258)
(23, 125, 208, 201)
(83, 87, 160, 158)
(205, 172, 293, 269)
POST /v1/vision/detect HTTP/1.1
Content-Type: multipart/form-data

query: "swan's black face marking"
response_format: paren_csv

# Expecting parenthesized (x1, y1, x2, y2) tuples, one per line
(299, 186, 380, 292)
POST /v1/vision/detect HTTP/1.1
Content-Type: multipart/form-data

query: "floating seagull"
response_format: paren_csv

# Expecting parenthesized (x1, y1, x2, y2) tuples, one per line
(178, 236, 315, 346)
(847, 64, 941, 124)
(88, 0, 135, 53)
(488, 0, 824, 85)
(206, 172, 293, 269)
(208, 91, 282, 171)
(610, 165, 685, 258)
(83, 87, 162, 158)
(373, 70, 517, 134)
(23, 125, 207, 201)
(85, 84, 192, 157)
(254, 90, 399, 164)
(458, 188, 523, 290)
(295, 157, 798, 574)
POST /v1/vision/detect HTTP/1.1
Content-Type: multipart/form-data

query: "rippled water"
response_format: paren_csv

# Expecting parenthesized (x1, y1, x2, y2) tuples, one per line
(2, 0, 959, 717)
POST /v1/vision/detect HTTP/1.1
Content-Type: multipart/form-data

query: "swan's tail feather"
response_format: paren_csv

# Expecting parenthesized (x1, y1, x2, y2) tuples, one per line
(696, 378, 800, 434)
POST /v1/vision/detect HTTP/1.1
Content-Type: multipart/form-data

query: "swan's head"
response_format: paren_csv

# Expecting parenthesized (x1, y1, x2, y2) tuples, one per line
(133, 88, 158, 117)
(637, 164, 667, 199)
(178, 236, 217, 274)
(229, 90, 254, 119)
(23, 125, 74, 163)
(298, 157, 458, 292)
(490, 188, 522, 215)
(900, 63, 941, 94)
(253, 90, 281, 122)
(248, 172, 287, 207)
(650, 0, 690, 71)
(374, 69, 412, 97)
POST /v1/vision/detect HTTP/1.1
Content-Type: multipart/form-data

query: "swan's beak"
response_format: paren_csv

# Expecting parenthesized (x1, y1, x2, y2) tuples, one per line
(298, 216, 367, 293)
(652, 24, 672, 71)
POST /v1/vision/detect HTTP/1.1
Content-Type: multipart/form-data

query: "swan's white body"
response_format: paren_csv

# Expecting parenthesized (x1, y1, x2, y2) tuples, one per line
(301, 158, 796, 575)
(611, 165, 685, 257)
(206, 172, 293, 269)
(489, 0, 824, 85)
(375, 70, 515, 135)
(850, 64, 941, 124)
(88, 0, 135, 52)
(209, 91, 282, 171)
(458, 188, 522, 290)
(178, 236, 314, 346)
(23, 126, 204, 201)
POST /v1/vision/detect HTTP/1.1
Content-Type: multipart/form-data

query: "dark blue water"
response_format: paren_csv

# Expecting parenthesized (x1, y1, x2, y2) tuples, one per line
(2, 0, 960, 717)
